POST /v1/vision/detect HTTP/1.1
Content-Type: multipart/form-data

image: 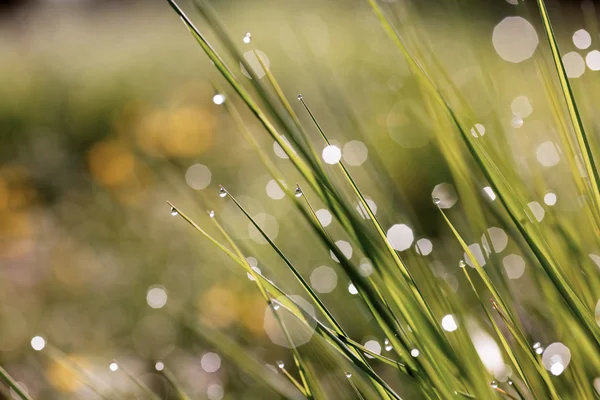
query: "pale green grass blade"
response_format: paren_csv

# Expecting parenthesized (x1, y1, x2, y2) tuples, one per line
(0, 365, 33, 400)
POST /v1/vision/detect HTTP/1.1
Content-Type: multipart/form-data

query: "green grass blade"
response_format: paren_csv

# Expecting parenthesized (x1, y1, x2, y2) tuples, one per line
(0, 365, 33, 400)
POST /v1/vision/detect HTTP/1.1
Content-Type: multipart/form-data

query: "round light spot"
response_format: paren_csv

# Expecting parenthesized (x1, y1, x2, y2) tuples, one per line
(410, 349, 420, 357)
(185, 164, 212, 190)
(363, 340, 381, 359)
(264, 295, 316, 348)
(503, 254, 525, 279)
(212, 94, 226, 105)
(542, 343, 571, 375)
(492, 17, 539, 63)
(511, 115, 524, 128)
(343, 141, 368, 166)
(441, 315, 458, 332)
(348, 283, 358, 295)
(246, 266, 261, 281)
(146, 286, 168, 309)
(573, 29, 592, 49)
(315, 209, 332, 227)
(464, 243, 486, 267)
(207, 383, 224, 400)
(201, 352, 221, 373)
(356, 198, 377, 219)
(359, 258, 374, 277)
(273, 136, 294, 159)
(322, 145, 342, 164)
(240, 50, 270, 79)
(266, 179, 286, 200)
(109, 362, 119, 372)
(471, 123, 485, 138)
(155, 361, 164, 371)
(31, 336, 45, 351)
(386, 224, 414, 252)
(487, 227, 508, 253)
(330, 240, 353, 262)
(586, 50, 600, 71)
(528, 201, 545, 222)
(248, 213, 279, 244)
(563, 52, 585, 78)
(416, 238, 433, 256)
(536, 141, 561, 167)
(544, 192, 557, 206)
(432, 183, 458, 209)
(511, 96, 533, 118)
(310, 266, 338, 293)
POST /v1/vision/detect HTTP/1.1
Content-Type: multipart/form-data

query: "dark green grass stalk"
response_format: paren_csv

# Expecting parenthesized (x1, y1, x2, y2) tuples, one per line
(0, 365, 33, 400)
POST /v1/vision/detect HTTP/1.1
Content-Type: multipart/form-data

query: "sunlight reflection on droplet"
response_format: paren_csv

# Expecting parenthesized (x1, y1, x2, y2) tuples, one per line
(527, 202, 545, 222)
(343, 141, 368, 166)
(544, 192, 557, 206)
(240, 50, 270, 79)
(330, 240, 353, 262)
(483, 186, 496, 201)
(310, 266, 338, 293)
(573, 29, 592, 49)
(511, 115, 524, 128)
(586, 50, 600, 71)
(416, 238, 433, 256)
(207, 383, 224, 400)
(511, 96, 532, 118)
(348, 283, 358, 295)
(464, 244, 486, 267)
(410, 349, 420, 357)
(563, 52, 586, 78)
(246, 266, 261, 281)
(109, 362, 119, 372)
(441, 315, 458, 332)
(155, 361, 164, 371)
(146, 286, 168, 309)
(243, 32, 252, 44)
(536, 141, 561, 167)
(266, 179, 286, 200)
(201, 352, 221, 373)
(356, 198, 377, 219)
(470, 123, 485, 138)
(31, 336, 45, 351)
(363, 340, 381, 359)
(212, 94, 226, 105)
(322, 145, 342, 164)
(431, 183, 458, 209)
(492, 17, 539, 63)
(386, 224, 414, 251)
(185, 164, 212, 190)
(542, 343, 571, 375)
(315, 209, 332, 227)
(503, 254, 526, 279)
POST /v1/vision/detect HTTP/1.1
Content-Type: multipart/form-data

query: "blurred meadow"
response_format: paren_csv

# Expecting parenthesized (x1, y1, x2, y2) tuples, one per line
(2, 0, 600, 398)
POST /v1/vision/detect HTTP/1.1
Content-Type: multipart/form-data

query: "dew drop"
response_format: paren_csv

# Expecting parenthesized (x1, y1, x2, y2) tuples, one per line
(490, 380, 498, 389)
(458, 260, 466, 268)
(297, 94, 303, 100)
(533, 342, 541, 349)
(170, 207, 178, 216)
(219, 186, 227, 198)
(109, 361, 119, 372)
(209, 210, 215, 218)
(432, 197, 441, 205)
(511, 115, 524, 128)
(212, 94, 226, 105)
(410, 349, 420, 357)
(508, 380, 513, 386)
(536, 347, 544, 354)
(295, 185, 303, 197)
(272, 303, 280, 311)
(276, 360, 284, 369)
(384, 339, 393, 351)
(345, 371, 352, 378)
(243, 32, 252, 44)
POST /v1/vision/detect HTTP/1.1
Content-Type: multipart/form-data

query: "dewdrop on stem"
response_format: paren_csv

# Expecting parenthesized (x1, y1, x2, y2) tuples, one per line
(209, 210, 215, 218)
(490, 380, 498, 389)
(345, 371, 352, 378)
(384, 338, 392, 351)
(219, 186, 227, 198)
(170, 207, 178, 216)
(243, 32, 252, 44)
(294, 185, 303, 198)
(458, 260, 466, 268)
(297, 94, 303, 100)
(432, 197, 441, 205)
(276, 360, 284, 369)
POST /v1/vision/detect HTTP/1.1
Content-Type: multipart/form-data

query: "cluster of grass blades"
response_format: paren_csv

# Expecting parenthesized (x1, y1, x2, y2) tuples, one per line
(3, 0, 600, 398)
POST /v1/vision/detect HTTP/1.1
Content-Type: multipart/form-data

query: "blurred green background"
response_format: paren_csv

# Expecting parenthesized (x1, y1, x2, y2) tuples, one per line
(1, 0, 600, 398)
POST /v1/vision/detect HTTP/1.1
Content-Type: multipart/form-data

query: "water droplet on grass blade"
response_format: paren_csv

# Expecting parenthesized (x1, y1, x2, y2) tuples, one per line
(212, 94, 226, 105)
(297, 94, 303, 100)
(209, 210, 215, 218)
(459, 260, 466, 268)
(432, 197, 441, 205)
(170, 207, 178, 216)
(295, 185, 303, 197)
(345, 372, 352, 378)
(490, 380, 498, 389)
(276, 360, 284, 369)
(219, 186, 227, 198)
(243, 32, 252, 44)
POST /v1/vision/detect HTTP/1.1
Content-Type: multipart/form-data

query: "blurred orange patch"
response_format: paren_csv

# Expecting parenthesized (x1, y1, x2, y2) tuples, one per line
(47, 356, 87, 392)
(198, 285, 238, 328)
(87, 140, 136, 187)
